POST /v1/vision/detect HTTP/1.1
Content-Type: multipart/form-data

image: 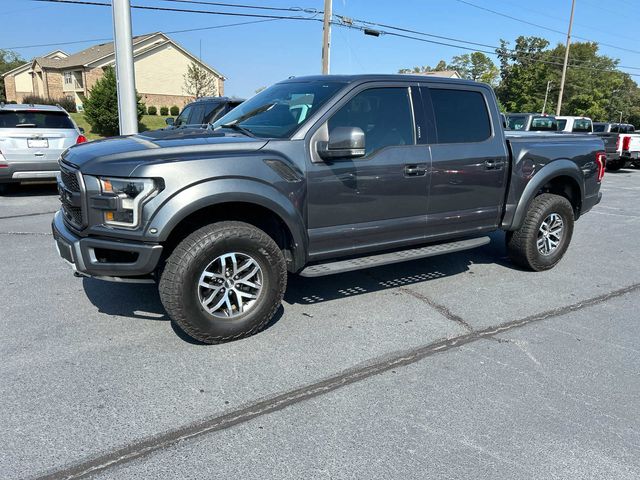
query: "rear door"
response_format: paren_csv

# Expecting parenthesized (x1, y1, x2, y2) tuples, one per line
(0, 110, 77, 164)
(418, 84, 509, 240)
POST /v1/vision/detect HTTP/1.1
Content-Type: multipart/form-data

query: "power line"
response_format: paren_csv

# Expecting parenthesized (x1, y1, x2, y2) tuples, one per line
(341, 15, 640, 72)
(155, 0, 318, 14)
(16, 0, 640, 78)
(334, 21, 640, 78)
(31, 0, 324, 21)
(452, 0, 640, 56)
(2, 17, 289, 50)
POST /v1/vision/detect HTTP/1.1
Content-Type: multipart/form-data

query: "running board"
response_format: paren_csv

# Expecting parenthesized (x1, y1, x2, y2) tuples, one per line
(299, 236, 491, 278)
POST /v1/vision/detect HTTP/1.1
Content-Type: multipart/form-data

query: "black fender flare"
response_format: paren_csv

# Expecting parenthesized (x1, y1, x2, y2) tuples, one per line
(146, 178, 307, 270)
(503, 159, 585, 231)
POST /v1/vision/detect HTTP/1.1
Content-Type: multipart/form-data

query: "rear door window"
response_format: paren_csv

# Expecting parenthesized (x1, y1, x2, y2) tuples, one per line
(593, 124, 606, 132)
(557, 119, 568, 130)
(428, 88, 491, 143)
(0, 111, 74, 129)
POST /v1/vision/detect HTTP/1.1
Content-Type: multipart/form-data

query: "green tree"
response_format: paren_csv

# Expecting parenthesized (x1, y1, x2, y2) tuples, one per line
(83, 67, 145, 136)
(0, 49, 25, 102)
(495, 36, 640, 120)
(183, 62, 217, 98)
(495, 36, 553, 113)
(398, 60, 448, 74)
(449, 52, 499, 85)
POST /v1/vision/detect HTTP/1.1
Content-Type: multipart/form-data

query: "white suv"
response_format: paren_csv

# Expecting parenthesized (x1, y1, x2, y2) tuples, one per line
(0, 103, 86, 193)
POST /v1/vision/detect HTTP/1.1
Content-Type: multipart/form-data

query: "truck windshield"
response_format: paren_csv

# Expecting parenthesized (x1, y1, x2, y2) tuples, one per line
(212, 81, 344, 138)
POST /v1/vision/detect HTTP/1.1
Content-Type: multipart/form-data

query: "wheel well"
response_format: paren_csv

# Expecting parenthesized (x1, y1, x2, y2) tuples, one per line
(538, 176, 582, 218)
(162, 202, 296, 269)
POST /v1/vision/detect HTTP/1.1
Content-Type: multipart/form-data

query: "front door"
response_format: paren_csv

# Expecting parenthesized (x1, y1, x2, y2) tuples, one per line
(306, 85, 430, 260)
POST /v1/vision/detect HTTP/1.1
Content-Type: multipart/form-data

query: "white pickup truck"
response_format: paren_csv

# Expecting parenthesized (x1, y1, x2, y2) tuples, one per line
(617, 133, 640, 168)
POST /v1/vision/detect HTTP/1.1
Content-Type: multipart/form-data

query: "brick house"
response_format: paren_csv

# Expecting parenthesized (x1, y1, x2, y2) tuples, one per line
(2, 32, 225, 111)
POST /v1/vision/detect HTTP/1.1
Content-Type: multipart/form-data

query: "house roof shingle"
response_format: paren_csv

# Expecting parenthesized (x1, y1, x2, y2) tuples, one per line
(34, 34, 155, 69)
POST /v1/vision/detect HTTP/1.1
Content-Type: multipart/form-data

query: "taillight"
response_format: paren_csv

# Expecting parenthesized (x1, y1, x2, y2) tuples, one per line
(595, 152, 606, 182)
(76, 135, 87, 144)
(616, 137, 620, 150)
(622, 136, 631, 152)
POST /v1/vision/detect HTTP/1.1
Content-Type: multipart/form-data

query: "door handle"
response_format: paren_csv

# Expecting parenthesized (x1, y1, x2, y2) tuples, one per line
(404, 164, 427, 177)
(484, 159, 504, 170)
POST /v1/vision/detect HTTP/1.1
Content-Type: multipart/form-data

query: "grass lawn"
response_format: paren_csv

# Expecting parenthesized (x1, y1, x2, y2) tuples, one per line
(70, 113, 171, 140)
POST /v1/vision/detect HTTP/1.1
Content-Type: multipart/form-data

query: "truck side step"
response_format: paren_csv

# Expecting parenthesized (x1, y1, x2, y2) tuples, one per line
(299, 236, 491, 277)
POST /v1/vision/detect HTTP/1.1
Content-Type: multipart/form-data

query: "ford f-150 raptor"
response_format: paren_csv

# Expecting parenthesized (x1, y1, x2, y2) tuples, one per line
(52, 75, 605, 343)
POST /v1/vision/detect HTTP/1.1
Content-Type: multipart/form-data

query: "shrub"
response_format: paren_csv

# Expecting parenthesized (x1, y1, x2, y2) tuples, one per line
(170, 105, 179, 116)
(21, 94, 77, 113)
(148, 106, 157, 116)
(83, 67, 145, 136)
(160, 106, 169, 116)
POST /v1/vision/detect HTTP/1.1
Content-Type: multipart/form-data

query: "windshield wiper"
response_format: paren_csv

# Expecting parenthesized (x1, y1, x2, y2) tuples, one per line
(218, 123, 256, 138)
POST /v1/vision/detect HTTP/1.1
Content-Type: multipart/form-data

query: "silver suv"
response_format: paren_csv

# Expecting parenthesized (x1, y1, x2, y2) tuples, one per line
(0, 103, 85, 192)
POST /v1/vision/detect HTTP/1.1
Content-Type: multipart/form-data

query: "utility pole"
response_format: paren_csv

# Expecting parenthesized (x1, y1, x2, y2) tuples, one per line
(556, 0, 576, 116)
(111, 0, 138, 135)
(619, 111, 623, 123)
(542, 80, 552, 115)
(321, 0, 332, 74)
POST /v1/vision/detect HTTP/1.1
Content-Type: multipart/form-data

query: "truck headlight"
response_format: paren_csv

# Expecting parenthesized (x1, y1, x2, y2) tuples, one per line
(98, 177, 157, 228)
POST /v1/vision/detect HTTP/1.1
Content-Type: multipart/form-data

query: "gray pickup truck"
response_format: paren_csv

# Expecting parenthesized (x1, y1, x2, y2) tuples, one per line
(52, 75, 605, 343)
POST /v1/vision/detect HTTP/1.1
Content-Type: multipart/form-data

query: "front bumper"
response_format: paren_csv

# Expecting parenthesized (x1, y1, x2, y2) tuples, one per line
(52, 210, 163, 282)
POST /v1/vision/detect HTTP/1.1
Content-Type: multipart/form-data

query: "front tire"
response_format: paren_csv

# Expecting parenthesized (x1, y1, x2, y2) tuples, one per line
(159, 221, 287, 344)
(506, 193, 574, 272)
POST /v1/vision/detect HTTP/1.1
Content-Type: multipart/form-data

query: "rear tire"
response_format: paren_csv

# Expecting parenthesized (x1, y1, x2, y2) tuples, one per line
(506, 193, 574, 272)
(606, 160, 623, 171)
(159, 221, 287, 344)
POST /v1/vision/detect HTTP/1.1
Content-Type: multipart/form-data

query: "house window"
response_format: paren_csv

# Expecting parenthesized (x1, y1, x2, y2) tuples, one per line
(64, 71, 73, 85)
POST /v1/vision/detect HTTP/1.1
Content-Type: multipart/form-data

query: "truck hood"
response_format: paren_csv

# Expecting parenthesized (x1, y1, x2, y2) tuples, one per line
(61, 128, 269, 176)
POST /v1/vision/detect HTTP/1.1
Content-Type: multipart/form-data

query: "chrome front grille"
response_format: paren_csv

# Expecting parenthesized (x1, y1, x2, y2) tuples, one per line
(58, 162, 85, 229)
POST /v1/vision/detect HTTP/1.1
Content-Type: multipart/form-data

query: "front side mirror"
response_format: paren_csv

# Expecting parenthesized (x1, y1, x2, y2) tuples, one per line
(319, 126, 366, 160)
(165, 117, 175, 126)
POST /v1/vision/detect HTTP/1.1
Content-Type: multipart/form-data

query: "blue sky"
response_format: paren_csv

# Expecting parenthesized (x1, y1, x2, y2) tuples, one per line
(2, 0, 639, 97)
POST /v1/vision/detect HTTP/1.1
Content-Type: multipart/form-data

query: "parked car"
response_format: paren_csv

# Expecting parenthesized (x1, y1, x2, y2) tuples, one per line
(0, 103, 86, 193)
(556, 116, 593, 133)
(592, 122, 636, 171)
(506, 113, 559, 132)
(53, 75, 605, 344)
(165, 96, 245, 129)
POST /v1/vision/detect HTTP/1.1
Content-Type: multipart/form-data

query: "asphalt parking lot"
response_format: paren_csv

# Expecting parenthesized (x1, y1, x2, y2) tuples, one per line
(1, 169, 639, 480)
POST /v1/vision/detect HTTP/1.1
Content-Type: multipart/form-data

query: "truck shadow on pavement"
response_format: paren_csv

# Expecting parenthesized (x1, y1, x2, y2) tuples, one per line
(284, 231, 509, 305)
(0, 183, 58, 197)
(81, 232, 509, 341)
